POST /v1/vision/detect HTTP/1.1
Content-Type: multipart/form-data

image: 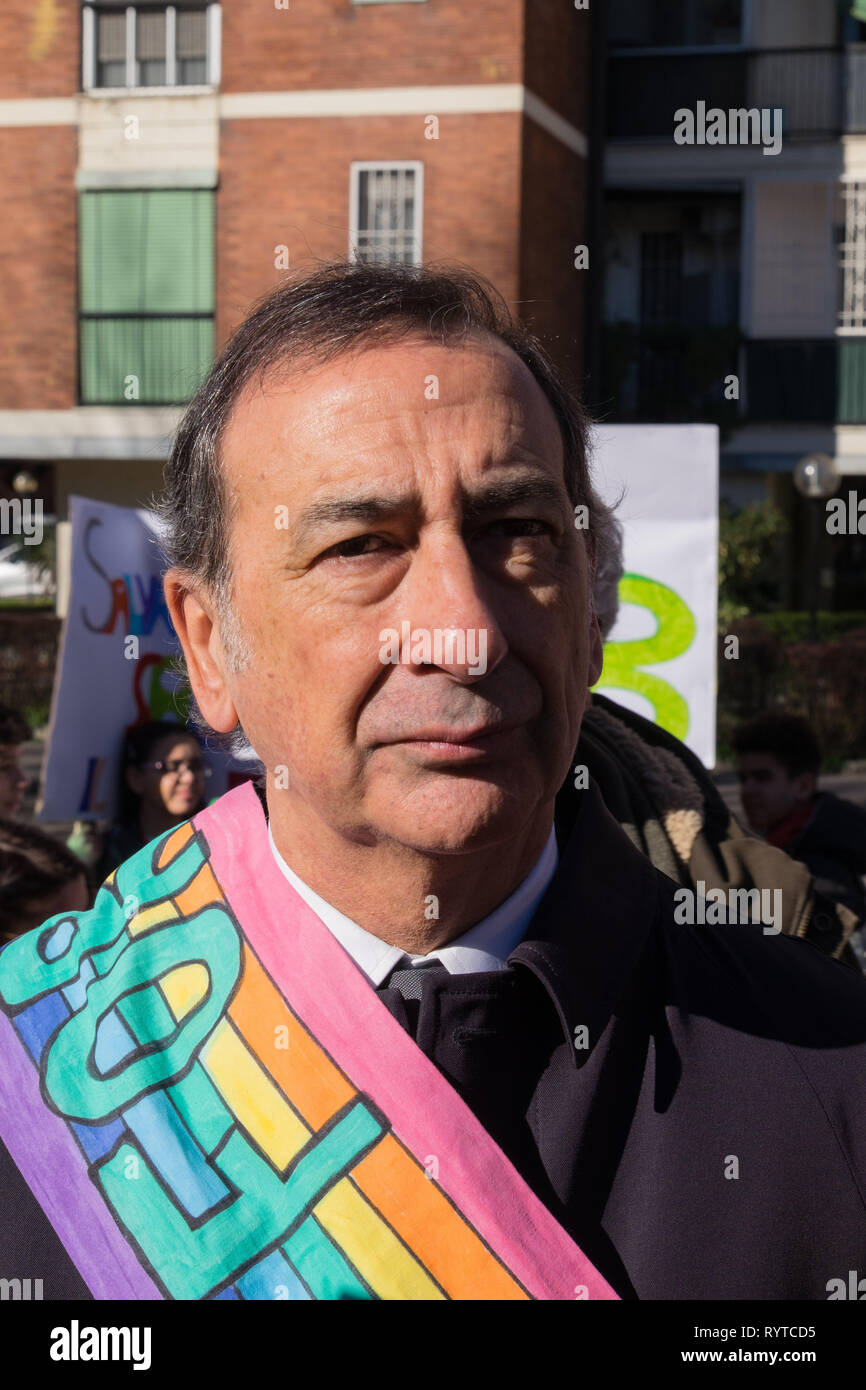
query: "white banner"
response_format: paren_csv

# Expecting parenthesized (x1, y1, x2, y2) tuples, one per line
(592, 424, 719, 768)
(39, 496, 227, 822)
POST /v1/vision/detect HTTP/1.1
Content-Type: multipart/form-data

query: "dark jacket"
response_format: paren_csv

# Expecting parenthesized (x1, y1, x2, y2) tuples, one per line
(2, 780, 866, 1300)
(783, 791, 866, 924)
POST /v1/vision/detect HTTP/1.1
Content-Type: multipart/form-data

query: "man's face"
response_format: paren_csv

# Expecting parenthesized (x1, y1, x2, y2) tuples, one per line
(183, 333, 602, 857)
(736, 753, 815, 835)
(0, 743, 27, 818)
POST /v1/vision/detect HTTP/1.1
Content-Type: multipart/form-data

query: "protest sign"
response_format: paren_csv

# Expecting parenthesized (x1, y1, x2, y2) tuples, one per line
(592, 424, 719, 767)
(39, 496, 225, 822)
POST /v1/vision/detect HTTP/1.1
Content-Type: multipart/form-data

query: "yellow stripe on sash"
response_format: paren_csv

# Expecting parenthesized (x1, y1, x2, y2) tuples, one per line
(200, 1017, 310, 1171)
(315, 1178, 445, 1301)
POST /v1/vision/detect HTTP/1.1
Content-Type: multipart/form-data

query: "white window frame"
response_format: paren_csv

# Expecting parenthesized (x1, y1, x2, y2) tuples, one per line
(839, 179, 866, 334)
(81, 2, 219, 94)
(349, 162, 424, 266)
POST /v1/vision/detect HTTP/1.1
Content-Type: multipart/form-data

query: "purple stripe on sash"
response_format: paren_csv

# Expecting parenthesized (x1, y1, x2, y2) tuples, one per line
(0, 1008, 162, 1301)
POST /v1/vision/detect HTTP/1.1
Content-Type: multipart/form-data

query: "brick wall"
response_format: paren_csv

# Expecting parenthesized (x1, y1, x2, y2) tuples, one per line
(524, 0, 590, 131)
(0, 126, 78, 408)
(222, 0, 524, 93)
(0, 0, 80, 99)
(217, 112, 523, 347)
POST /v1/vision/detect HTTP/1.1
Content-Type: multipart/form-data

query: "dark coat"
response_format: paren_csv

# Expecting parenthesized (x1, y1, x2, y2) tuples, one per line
(784, 791, 866, 924)
(2, 781, 866, 1299)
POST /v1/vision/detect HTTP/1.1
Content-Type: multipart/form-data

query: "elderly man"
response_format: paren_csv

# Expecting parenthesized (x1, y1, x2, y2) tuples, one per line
(1, 264, 865, 1303)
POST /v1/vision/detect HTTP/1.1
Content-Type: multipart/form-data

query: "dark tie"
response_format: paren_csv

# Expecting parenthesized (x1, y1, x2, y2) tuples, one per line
(381, 957, 450, 1001)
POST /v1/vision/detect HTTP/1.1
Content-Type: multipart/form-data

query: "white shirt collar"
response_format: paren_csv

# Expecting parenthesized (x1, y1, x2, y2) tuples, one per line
(267, 823, 559, 986)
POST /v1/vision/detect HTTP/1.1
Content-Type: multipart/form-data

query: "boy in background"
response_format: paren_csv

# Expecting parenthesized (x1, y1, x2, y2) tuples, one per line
(734, 713, 866, 960)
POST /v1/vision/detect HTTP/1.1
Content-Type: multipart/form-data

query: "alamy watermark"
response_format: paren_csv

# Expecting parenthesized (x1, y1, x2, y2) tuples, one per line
(674, 101, 783, 157)
(378, 623, 488, 675)
(49, 1320, 151, 1370)
(673, 882, 782, 934)
(0, 496, 43, 545)
(826, 490, 866, 534)
(0, 1276, 42, 1300)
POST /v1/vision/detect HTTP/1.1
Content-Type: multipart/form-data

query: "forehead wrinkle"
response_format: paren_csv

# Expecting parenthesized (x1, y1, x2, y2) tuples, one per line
(222, 338, 566, 529)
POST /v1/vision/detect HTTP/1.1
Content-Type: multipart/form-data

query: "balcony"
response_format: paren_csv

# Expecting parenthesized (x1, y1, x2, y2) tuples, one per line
(600, 330, 866, 426)
(608, 47, 858, 141)
(745, 339, 866, 424)
(600, 324, 741, 427)
(79, 313, 214, 405)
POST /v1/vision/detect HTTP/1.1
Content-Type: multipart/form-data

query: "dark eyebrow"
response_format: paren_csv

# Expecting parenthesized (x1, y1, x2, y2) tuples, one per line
(296, 496, 407, 532)
(293, 472, 568, 544)
(461, 475, 567, 523)
(294, 472, 572, 547)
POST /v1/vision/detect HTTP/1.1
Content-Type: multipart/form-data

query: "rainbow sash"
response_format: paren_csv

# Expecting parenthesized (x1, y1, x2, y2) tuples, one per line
(0, 783, 617, 1301)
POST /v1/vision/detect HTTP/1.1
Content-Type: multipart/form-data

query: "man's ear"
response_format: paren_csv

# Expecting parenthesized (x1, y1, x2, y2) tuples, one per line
(163, 570, 239, 734)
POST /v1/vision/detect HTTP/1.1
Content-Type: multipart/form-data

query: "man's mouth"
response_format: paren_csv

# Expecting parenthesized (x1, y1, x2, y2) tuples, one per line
(382, 724, 519, 760)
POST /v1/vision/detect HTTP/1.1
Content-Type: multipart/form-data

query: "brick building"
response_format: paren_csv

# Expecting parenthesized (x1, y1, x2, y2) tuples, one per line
(0, 0, 593, 542)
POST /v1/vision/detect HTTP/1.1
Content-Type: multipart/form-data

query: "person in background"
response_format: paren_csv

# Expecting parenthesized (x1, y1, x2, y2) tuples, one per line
(580, 515, 862, 968)
(94, 721, 211, 882)
(0, 817, 90, 943)
(734, 713, 866, 953)
(0, 707, 32, 820)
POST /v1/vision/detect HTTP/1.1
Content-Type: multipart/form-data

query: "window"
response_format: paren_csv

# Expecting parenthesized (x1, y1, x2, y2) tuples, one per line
(839, 182, 866, 333)
(84, 4, 215, 90)
(640, 232, 684, 325)
(78, 189, 215, 404)
(349, 164, 423, 265)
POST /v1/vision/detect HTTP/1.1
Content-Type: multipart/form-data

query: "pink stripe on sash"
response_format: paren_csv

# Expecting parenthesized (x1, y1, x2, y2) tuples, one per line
(196, 783, 618, 1302)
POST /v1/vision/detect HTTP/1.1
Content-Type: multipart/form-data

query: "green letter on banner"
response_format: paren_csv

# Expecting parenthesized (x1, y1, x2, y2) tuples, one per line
(594, 574, 697, 741)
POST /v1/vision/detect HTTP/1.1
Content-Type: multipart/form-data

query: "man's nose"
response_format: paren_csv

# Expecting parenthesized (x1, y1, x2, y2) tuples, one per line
(397, 533, 508, 682)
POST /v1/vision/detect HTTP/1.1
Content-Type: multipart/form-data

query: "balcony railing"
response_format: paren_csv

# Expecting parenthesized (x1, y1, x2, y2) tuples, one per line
(600, 329, 866, 425)
(79, 313, 214, 405)
(600, 324, 741, 427)
(745, 338, 866, 424)
(608, 47, 855, 141)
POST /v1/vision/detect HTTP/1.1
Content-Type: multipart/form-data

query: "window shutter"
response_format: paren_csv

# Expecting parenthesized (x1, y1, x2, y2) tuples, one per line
(79, 190, 214, 402)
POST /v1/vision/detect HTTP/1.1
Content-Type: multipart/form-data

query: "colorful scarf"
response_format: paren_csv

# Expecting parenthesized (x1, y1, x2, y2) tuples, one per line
(0, 783, 617, 1301)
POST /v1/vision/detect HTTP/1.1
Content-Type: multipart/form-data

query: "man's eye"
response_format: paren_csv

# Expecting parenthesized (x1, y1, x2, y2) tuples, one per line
(320, 534, 392, 560)
(488, 518, 556, 539)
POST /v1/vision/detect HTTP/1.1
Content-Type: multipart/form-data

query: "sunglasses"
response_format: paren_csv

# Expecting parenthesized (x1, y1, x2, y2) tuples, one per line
(140, 758, 212, 778)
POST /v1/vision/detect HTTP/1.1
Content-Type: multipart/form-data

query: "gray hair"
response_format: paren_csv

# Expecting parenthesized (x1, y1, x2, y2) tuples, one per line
(592, 507, 625, 640)
(156, 260, 618, 751)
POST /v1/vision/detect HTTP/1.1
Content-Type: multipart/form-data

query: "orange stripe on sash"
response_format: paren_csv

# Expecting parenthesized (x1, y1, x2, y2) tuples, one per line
(231, 945, 528, 1299)
(173, 861, 223, 916)
(352, 1134, 528, 1301)
(155, 820, 195, 868)
(229, 946, 355, 1130)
